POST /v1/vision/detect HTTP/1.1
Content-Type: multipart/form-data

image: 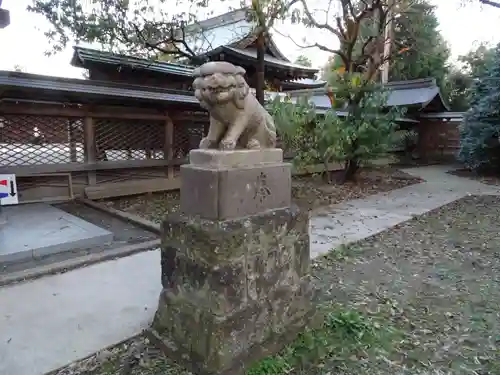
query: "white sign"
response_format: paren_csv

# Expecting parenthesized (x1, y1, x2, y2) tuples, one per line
(0, 174, 18, 205)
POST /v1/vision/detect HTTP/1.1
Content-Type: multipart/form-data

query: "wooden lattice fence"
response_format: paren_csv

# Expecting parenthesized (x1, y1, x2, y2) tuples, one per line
(0, 101, 209, 201)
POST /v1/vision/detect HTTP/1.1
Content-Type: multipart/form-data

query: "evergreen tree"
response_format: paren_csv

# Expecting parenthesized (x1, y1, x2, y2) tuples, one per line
(458, 42, 500, 172)
(445, 68, 472, 111)
(390, 0, 450, 89)
(459, 43, 496, 78)
(442, 44, 496, 111)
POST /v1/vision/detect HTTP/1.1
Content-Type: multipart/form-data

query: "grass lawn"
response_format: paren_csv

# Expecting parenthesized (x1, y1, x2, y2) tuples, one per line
(50, 194, 500, 375)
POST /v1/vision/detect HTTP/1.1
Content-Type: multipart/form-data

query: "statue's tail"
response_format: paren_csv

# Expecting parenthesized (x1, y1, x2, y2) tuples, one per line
(265, 112, 277, 147)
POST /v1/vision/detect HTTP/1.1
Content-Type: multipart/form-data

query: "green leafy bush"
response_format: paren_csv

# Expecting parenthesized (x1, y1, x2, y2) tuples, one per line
(269, 76, 403, 182)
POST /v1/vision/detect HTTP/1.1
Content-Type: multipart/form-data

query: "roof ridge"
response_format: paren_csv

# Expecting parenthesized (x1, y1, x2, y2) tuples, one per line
(72, 46, 196, 70)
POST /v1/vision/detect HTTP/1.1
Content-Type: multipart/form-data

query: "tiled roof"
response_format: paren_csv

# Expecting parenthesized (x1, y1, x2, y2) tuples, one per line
(384, 78, 449, 109)
(71, 46, 195, 77)
(197, 46, 319, 76)
(0, 70, 198, 105)
(71, 46, 321, 82)
(286, 77, 449, 111)
(227, 47, 318, 73)
(281, 78, 326, 89)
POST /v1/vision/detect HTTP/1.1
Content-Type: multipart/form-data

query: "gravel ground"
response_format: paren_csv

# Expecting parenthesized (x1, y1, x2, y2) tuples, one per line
(48, 194, 500, 375)
(103, 167, 421, 222)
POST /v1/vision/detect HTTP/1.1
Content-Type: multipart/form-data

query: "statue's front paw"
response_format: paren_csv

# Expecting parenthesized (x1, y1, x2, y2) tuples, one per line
(246, 139, 261, 150)
(220, 139, 236, 151)
(199, 137, 212, 149)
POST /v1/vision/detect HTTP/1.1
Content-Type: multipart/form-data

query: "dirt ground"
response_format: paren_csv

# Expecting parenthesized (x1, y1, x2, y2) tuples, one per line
(48, 194, 500, 375)
(449, 168, 500, 186)
(103, 167, 421, 222)
(311, 194, 500, 374)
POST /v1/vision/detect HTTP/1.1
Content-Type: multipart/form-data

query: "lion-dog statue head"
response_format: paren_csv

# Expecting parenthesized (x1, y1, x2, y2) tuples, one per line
(192, 61, 250, 110)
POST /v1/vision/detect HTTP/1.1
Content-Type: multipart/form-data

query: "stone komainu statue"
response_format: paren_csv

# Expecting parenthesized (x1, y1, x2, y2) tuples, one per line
(192, 61, 277, 150)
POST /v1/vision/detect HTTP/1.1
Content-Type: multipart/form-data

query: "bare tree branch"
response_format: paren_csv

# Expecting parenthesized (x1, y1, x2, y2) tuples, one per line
(273, 27, 349, 67)
(289, 0, 417, 82)
(299, 0, 343, 39)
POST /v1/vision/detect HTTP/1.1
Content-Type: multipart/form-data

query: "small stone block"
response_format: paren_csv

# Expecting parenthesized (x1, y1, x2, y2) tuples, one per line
(180, 162, 292, 220)
(189, 148, 284, 168)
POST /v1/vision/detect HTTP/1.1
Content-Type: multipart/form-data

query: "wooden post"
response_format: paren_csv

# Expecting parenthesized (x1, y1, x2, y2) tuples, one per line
(68, 120, 77, 162)
(84, 116, 97, 185)
(165, 115, 174, 179)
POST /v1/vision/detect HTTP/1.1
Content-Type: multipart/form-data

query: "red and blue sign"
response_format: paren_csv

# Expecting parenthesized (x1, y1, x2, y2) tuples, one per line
(0, 174, 18, 205)
(0, 179, 8, 198)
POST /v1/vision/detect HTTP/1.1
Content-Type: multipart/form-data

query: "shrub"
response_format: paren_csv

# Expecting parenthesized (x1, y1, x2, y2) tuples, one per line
(458, 42, 500, 173)
(269, 75, 403, 183)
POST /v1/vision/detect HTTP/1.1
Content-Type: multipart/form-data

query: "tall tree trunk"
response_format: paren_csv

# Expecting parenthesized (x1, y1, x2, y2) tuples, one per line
(256, 32, 266, 105)
(381, 0, 394, 84)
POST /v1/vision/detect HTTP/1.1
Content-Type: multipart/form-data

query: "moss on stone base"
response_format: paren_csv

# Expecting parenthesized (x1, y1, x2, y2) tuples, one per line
(152, 205, 314, 375)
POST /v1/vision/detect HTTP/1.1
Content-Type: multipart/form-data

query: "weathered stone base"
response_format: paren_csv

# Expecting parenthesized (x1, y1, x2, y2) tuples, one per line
(148, 309, 315, 375)
(150, 205, 313, 375)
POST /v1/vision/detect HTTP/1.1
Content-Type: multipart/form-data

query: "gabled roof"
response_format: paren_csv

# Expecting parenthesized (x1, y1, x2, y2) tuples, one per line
(384, 78, 450, 111)
(228, 29, 290, 62)
(182, 9, 253, 57)
(71, 46, 194, 77)
(187, 8, 293, 62)
(287, 77, 449, 112)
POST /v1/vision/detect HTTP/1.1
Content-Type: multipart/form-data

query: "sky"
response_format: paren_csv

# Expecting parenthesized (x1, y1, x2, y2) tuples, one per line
(0, 0, 499, 79)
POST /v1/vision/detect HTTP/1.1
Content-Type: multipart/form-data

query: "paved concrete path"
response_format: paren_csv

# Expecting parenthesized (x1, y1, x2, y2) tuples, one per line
(1, 165, 499, 375)
(310, 165, 500, 257)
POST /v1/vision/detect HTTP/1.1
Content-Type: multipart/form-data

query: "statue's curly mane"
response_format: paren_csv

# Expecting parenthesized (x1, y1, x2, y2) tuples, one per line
(193, 70, 250, 108)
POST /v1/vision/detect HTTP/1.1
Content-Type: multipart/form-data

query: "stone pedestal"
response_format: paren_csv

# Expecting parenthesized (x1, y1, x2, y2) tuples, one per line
(181, 148, 291, 220)
(149, 148, 313, 375)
